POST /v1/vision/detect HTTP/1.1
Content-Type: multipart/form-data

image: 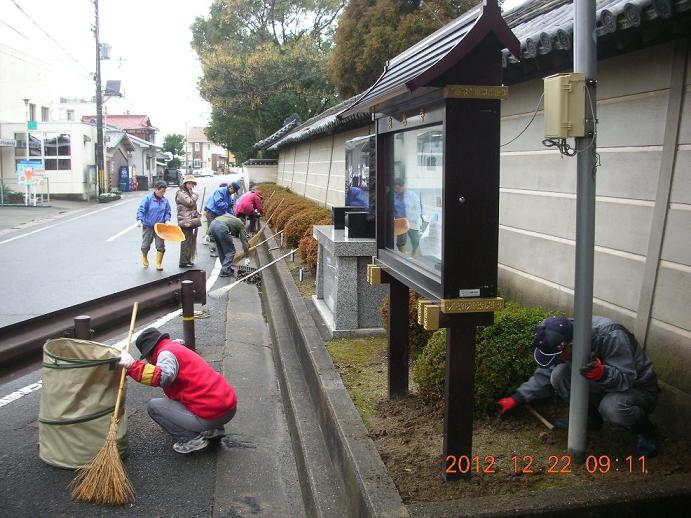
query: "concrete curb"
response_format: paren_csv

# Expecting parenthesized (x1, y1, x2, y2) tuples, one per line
(259, 229, 409, 518)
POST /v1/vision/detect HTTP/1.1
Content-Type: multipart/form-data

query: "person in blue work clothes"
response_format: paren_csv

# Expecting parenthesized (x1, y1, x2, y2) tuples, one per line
(345, 176, 369, 208)
(393, 177, 422, 257)
(204, 182, 240, 257)
(497, 316, 660, 457)
(136, 180, 172, 271)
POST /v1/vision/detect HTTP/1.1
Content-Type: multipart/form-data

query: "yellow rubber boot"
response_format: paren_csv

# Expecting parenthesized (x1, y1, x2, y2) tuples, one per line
(155, 251, 164, 271)
(142, 251, 149, 267)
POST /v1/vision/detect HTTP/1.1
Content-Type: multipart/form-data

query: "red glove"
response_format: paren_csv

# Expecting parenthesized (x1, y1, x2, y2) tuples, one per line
(579, 356, 604, 380)
(497, 396, 518, 415)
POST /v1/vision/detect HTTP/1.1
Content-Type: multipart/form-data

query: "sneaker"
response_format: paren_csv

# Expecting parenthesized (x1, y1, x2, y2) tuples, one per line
(202, 427, 226, 440)
(210, 252, 218, 258)
(636, 432, 657, 457)
(172, 435, 209, 454)
(219, 270, 231, 278)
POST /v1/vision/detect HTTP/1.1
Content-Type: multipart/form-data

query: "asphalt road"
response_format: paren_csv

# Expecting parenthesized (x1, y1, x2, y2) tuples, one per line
(0, 175, 306, 516)
(0, 174, 239, 327)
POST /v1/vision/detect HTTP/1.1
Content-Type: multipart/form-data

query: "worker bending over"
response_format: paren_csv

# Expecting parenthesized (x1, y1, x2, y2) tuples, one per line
(119, 327, 237, 454)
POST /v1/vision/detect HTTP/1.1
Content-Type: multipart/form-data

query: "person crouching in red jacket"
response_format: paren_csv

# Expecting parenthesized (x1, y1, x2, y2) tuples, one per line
(233, 190, 263, 234)
(119, 327, 237, 454)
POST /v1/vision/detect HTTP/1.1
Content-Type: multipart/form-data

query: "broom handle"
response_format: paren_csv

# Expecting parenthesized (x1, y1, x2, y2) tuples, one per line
(113, 302, 138, 421)
(264, 198, 284, 227)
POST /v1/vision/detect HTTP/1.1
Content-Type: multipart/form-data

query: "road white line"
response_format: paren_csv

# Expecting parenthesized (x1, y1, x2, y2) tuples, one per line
(106, 223, 138, 242)
(0, 200, 131, 245)
(1, 260, 223, 409)
(0, 380, 42, 408)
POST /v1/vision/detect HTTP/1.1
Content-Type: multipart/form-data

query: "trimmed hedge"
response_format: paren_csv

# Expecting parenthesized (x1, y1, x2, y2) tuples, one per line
(380, 291, 434, 360)
(254, 183, 333, 271)
(299, 216, 332, 273)
(413, 303, 556, 415)
(285, 206, 331, 248)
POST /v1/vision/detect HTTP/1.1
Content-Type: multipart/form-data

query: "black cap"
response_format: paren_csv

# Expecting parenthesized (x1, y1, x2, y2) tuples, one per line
(135, 327, 169, 359)
(533, 316, 573, 367)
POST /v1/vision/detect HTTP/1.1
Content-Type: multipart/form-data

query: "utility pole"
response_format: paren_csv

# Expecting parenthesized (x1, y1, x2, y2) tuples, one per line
(568, 0, 598, 463)
(94, 0, 104, 196)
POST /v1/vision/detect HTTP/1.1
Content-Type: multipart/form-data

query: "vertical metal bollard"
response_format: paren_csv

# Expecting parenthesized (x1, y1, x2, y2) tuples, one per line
(181, 280, 196, 350)
(74, 315, 91, 339)
(299, 267, 304, 282)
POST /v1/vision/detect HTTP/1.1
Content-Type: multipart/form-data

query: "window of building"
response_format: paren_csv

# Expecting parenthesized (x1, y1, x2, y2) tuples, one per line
(193, 158, 201, 168)
(43, 134, 71, 170)
(66, 110, 74, 121)
(14, 132, 42, 157)
(29, 104, 36, 121)
(41, 107, 50, 122)
(194, 142, 200, 151)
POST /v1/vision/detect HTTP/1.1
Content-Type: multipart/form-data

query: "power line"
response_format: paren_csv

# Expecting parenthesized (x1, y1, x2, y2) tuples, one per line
(0, 16, 28, 39)
(9, 0, 93, 76)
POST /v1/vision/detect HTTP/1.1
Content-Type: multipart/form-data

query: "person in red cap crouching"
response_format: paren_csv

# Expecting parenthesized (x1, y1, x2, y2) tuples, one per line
(233, 189, 263, 234)
(496, 316, 659, 457)
(119, 327, 237, 454)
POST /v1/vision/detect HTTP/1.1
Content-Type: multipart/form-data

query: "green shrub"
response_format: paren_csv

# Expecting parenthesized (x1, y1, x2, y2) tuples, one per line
(380, 291, 434, 360)
(413, 303, 555, 415)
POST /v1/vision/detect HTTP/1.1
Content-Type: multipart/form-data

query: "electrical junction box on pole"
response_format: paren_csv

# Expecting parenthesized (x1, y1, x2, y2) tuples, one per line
(543, 73, 586, 138)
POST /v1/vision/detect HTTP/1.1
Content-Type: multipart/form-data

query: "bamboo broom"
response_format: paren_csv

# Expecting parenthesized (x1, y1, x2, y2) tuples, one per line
(233, 198, 285, 262)
(70, 302, 139, 505)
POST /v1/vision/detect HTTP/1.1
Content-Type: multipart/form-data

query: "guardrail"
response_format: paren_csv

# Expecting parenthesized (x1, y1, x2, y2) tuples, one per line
(0, 270, 206, 366)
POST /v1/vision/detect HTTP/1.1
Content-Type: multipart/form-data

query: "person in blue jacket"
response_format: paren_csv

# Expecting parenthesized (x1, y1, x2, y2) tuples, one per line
(345, 176, 369, 208)
(136, 180, 172, 271)
(204, 182, 240, 256)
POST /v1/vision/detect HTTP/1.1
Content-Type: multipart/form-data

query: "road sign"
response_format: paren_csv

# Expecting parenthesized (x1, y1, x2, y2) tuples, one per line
(28, 121, 37, 130)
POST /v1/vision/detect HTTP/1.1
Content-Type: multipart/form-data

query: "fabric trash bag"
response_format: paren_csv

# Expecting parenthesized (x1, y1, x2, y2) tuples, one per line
(39, 338, 128, 469)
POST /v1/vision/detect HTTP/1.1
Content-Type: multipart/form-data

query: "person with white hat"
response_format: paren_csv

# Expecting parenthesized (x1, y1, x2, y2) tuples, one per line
(175, 174, 201, 268)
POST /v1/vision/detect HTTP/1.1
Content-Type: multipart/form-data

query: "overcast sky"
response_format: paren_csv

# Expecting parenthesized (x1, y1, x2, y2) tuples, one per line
(1, 0, 212, 141)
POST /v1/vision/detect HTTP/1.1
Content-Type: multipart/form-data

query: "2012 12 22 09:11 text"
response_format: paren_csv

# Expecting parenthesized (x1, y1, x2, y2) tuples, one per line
(445, 454, 647, 475)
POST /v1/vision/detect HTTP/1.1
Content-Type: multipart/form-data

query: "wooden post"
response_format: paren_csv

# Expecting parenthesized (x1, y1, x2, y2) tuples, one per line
(388, 277, 409, 398)
(442, 314, 480, 481)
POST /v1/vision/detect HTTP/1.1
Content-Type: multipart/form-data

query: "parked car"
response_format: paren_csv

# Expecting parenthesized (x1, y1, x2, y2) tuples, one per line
(193, 168, 214, 178)
(163, 168, 182, 185)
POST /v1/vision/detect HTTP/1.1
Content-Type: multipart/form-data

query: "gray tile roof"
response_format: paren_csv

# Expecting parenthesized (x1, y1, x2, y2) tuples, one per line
(343, 0, 520, 116)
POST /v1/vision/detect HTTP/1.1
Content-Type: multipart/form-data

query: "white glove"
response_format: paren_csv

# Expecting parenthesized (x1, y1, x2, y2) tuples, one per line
(136, 220, 142, 227)
(244, 258, 251, 266)
(164, 220, 171, 225)
(119, 350, 135, 370)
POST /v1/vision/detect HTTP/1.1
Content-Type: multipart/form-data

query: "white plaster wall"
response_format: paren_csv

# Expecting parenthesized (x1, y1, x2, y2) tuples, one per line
(244, 164, 278, 185)
(499, 39, 690, 392)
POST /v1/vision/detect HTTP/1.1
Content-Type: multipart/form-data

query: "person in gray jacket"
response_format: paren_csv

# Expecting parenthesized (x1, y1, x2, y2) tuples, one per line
(496, 316, 660, 457)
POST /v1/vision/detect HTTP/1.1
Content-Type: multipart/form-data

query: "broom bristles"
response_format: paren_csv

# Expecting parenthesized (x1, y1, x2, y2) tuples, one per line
(69, 419, 134, 505)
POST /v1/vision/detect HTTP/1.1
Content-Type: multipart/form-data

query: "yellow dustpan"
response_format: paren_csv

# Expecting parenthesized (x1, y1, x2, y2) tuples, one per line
(154, 222, 186, 242)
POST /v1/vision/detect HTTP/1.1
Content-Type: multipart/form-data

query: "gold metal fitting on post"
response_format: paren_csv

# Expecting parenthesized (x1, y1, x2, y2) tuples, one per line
(367, 264, 382, 285)
(422, 304, 441, 331)
(416, 299, 436, 326)
(440, 297, 505, 314)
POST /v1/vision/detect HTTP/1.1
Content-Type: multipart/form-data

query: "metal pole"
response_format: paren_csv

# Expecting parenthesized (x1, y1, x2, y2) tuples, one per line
(94, 0, 104, 196)
(181, 280, 196, 350)
(74, 315, 92, 340)
(568, 0, 598, 463)
(23, 98, 29, 206)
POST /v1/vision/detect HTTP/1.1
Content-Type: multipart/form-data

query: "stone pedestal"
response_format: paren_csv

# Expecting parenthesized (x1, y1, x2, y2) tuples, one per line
(313, 225, 387, 338)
